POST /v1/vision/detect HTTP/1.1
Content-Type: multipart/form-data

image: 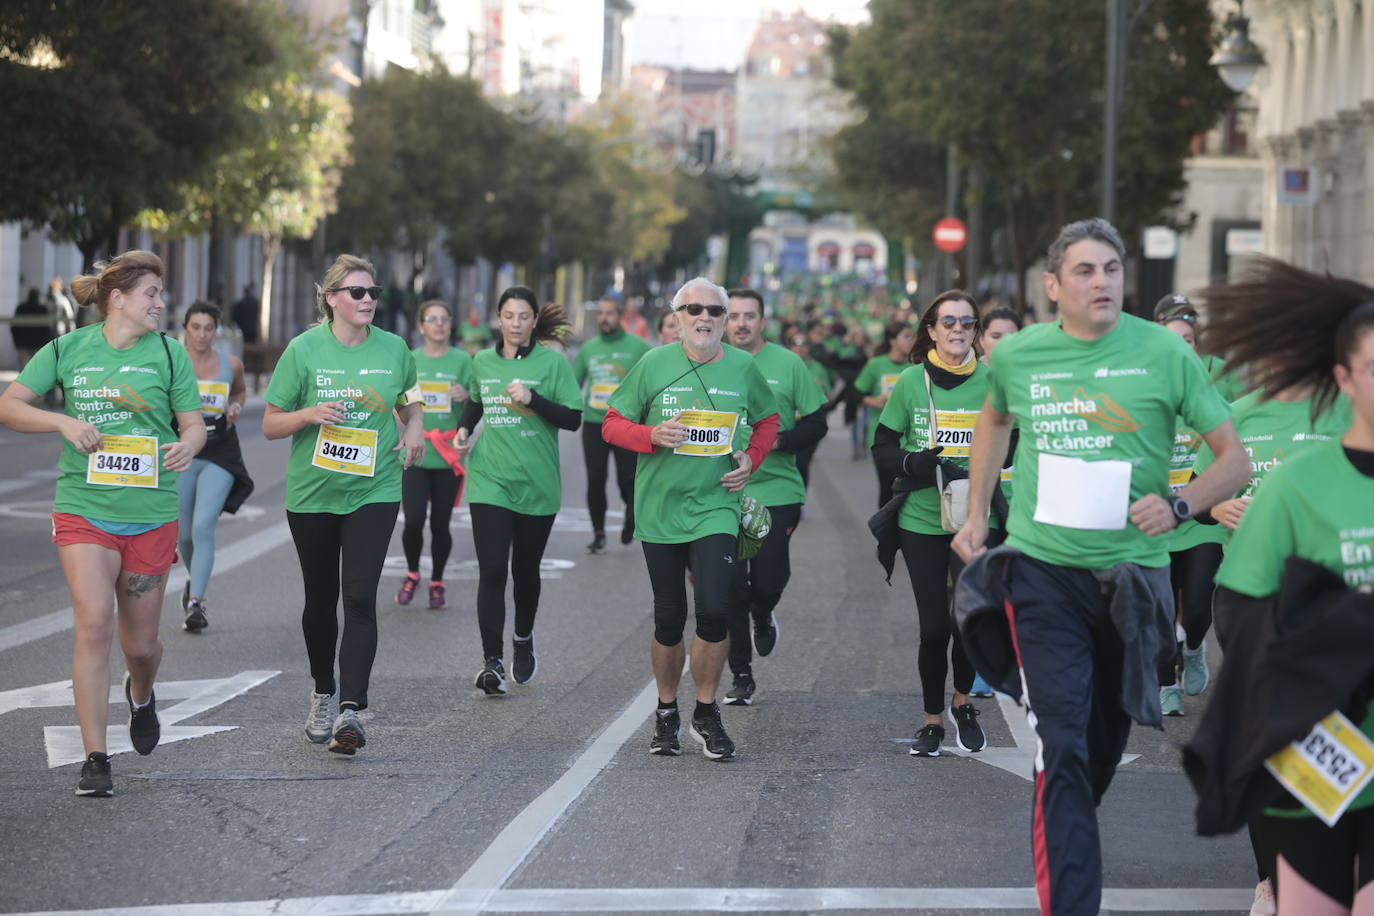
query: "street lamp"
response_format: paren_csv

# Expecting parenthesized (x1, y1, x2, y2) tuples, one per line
(1210, 0, 1265, 92)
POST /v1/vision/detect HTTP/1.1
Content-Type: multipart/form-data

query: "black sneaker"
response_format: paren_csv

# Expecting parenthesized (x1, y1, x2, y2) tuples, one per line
(650, 708, 681, 756)
(75, 752, 113, 797)
(587, 532, 606, 554)
(475, 657, 507, 696)
(689, 704, 737, 760)
(948, 703, 987, 752)
(910, 723, 944, 757)
(723, 670, 755, 706)
(752, 612, 779, 657)
(512, 636, 537, 684)
(183, 598, 208, 633)
(124, 673, 159, 755)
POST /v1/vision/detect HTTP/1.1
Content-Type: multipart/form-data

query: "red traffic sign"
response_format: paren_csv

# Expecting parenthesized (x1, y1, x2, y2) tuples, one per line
(932, 217, 968, 253)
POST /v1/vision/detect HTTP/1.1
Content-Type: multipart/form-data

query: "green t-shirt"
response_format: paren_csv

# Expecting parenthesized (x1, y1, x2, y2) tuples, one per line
(606, 343, 779, 543)
(1166, 353, 1248, 551)
(741, 342, 826, 507)
(1216, 442, 1374, 815)
(986, 314, 1231, 570)
(855, 354, 909, 447)
(412, 346, 475, 470)
(465, 344, 581, 516)
(571, 328, 651, 424)
(1205, 354, 1244, 403)
(804, 357, 833, 397)
(878, 363, 1000, 535)
(16, 323, 200, 523)
(265, 323, 418, 514)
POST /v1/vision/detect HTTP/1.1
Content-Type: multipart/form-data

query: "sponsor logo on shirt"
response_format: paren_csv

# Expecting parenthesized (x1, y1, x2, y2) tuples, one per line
(359, 368, 393, 376)
(1092, 367, 1148, 378)
(119, 366, 159, 375)
(706, 387, 741, 397)
(1033, 371, 1072, 381)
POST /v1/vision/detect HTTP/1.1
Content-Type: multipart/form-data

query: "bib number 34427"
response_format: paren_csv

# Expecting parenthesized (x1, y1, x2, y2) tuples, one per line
(311, 424, 379, 477)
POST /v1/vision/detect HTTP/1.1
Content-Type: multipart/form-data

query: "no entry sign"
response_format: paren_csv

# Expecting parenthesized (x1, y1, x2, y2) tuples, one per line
(932, 217, 968, 253)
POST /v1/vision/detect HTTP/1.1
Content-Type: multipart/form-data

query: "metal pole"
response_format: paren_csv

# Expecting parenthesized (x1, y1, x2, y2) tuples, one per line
(1102, 0, 1120, 222)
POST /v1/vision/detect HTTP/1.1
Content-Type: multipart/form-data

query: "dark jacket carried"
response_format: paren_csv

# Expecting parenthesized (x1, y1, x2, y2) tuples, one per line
(1182, 558, 1374, 836)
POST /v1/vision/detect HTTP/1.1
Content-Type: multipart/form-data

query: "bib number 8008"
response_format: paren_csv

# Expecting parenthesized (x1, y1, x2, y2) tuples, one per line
(688, 427, 727, 445)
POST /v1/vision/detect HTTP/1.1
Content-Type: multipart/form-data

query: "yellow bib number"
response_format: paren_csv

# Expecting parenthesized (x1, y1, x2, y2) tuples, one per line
(881, 373, 900, 397)
(1168, 468, 1191, 491)
(589, 383, 618, 411)
(311, 425, 379, 477)
(1265, 711, 1374, 826)
(197, 380, 228, 419)
(673, 409, 738, 457)
(87, 435, 159, 488)
(933, 409, 978, 458)
(420, 381, 451, 414)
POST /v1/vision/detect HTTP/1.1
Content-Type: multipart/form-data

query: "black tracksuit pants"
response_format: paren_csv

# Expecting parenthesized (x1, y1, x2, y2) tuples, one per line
(726, 503, 801, 674)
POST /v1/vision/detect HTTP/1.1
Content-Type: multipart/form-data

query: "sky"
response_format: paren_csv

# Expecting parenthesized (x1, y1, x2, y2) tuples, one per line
(628, 0, 869, 71)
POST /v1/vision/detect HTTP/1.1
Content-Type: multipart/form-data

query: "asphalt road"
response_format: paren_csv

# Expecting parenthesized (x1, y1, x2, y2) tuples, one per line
(0, 396, 1257, 916)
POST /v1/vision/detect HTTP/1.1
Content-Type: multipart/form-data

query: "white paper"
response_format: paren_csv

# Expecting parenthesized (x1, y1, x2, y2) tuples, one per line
(1032, 452, 1131, 530)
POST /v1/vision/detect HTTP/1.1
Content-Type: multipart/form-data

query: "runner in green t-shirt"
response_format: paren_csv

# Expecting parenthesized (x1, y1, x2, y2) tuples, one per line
(951, 220, 1248, 914)
(603, 278, 780, 761)
(1191, 258, 1374, 910)
(452, 286, 581, 696)
(720, 289, 827, 707)
(572, 297, 651, 553)
(395, 300, 474, 610)
(0, 251, 206, 798)
(855, 321, 915, 507)
(263, 255, 425, 757)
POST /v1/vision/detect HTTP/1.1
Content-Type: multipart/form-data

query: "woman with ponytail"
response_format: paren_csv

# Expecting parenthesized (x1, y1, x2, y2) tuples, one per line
(1186, 259, 1374, 916)
(0, 251, 205, 797)
(453, 286, 582, 694)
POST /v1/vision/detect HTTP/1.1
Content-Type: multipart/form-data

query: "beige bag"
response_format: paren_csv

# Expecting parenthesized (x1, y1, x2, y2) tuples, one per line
(925, 369, 969, 533)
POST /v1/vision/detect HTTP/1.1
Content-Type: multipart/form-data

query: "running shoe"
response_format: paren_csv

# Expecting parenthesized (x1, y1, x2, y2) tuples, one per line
(396, 573, 420, 606)
(948, 703, 987, 752)
(723, 670, 756, 706)
(689, 704, 736, 760)
(512, 637, 537, 685)
(1182, 644, 1209, 696)
(476, 657, 507, 696)
(124, 673, 160, 755)
(587, 532, 606, 554)
(75, 751, 113, 798)
(328, 707, 366, 755)
(1249, 878, 1275, 916)
(1160, 684, 1184, 717)
(428, 582, 446, 610)
(183, 598, 208, 633)
(306, 691, 336, 743)
(969, 673, 994, 697)
(752, 612, 779, 657)
(650, 708, 681, 756)
(910, 723, 944, 757)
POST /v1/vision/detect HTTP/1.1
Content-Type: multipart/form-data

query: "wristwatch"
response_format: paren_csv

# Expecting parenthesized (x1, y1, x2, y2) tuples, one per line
(1169, 495, 1192, 524)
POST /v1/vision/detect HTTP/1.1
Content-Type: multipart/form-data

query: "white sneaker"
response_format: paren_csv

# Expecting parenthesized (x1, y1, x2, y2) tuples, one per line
(306, 691, 336, 743)
(1249, 878, 1275, 916)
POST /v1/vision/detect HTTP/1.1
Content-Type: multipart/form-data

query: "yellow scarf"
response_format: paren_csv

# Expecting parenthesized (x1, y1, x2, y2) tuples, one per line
(927, 349, 976, 376)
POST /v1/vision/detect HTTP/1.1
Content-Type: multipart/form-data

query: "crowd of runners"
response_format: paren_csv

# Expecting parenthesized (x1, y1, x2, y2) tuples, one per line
(1, 215, 1372, 916)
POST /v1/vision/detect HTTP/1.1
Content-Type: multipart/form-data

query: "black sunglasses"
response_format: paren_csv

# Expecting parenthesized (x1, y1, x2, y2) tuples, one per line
(330, 285, 383, 301)
(675, 302, 726, 318)
(935, 315, 978, 329)
(1158, 311, 1198, 325)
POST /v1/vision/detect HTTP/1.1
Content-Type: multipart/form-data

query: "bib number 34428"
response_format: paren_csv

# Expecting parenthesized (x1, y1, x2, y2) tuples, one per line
(311, 424, 379, 477)
(86, 434, 159, 488)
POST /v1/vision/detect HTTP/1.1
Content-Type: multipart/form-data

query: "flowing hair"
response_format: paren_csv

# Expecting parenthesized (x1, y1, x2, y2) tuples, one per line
(1198, 257, 1374, 416)
(495, 285, 569, 346)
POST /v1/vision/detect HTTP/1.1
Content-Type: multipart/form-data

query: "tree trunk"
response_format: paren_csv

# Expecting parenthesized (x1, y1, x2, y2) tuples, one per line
(259, 234, 282, 344)
(206, 211, 231, 307)
(1004, 191, 1030, 318)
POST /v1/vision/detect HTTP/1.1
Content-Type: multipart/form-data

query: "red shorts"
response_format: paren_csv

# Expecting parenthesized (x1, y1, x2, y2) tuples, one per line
(51, 513, 179, 575)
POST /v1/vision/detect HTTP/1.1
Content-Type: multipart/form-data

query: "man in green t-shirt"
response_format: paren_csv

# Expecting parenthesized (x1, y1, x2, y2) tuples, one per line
(572, 297, 651, 552)
(721, 288, 828, 706)
(952, 219, 1249, 916)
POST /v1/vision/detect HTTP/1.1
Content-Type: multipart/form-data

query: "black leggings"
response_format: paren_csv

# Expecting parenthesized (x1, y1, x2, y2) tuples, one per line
(642, 534, 736, 646)
(401, 466, 463, 579)
(728, 504, 801, 673)
(873, 453, 896, 509)
(795, 442, 818, 490)
(1252, 807, 1374, 907)
(582, 421, 636, 534)
(287, 501, 399, 710)
(900, 527, 993, 715)
(1156, 541, 1223, 685)
(469, 503, 556, 660)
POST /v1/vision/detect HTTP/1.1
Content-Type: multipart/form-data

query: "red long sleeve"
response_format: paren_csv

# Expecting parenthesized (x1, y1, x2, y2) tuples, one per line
(745, 413, 780, 471)
(601, 407, 655, 453)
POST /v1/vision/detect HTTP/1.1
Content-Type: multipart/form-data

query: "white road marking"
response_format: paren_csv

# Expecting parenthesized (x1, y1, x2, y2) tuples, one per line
(382, 556, 575, 580)
(3, 885, 1256, 915)
(0, 521, 292, 654)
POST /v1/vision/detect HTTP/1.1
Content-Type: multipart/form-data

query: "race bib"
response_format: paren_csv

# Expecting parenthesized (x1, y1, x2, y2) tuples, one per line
(197, 380, 229, 419)
(311, 425, 379, 477)
(589, 383, 618, 411)
(881, 373, 901, 397)
(420, 381, 451, 413)
(932, 409, 977, 458)
(1000, 467, 1014, 483)
(1265, 711, 1374, 826)
(673, 409, 739, 457)
(87, 435, 158, 488)
(1168, 468, 1191, 491)
(1032, 453, 1131, 530)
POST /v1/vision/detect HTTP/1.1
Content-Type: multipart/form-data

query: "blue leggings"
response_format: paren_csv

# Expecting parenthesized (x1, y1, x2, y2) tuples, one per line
(177, 459, 235, 597)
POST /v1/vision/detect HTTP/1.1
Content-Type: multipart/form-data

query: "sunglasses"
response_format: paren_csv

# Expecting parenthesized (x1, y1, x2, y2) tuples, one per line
(935, 315, 978, 329)
(330, 285, 383, 301)
(675, 302, 727, 318)
(789, 337, 808, 347)
(1159, 311, 1198, 325)
(421, 315, 452, 325)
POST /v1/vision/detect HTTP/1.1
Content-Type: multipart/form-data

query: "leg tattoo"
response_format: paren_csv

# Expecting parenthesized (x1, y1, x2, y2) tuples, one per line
(123, 572, 167, 598)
